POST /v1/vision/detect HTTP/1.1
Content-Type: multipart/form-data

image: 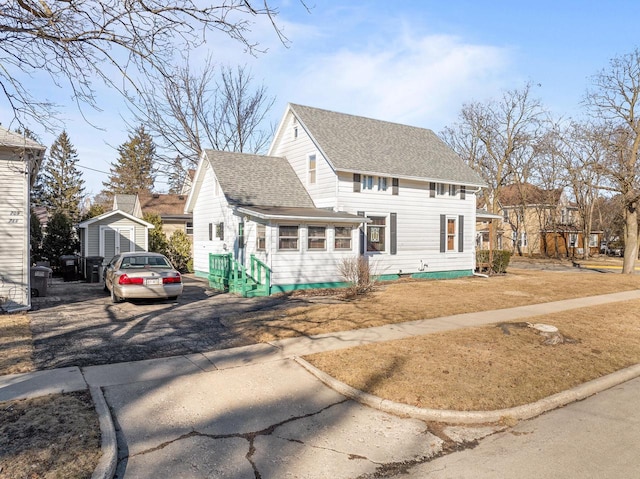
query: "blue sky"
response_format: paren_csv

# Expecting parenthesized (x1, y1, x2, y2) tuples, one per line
(6, 0, 640, 196)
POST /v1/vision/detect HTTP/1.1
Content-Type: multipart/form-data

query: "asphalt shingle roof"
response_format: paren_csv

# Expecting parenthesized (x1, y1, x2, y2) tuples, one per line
(204, 150, 315, 208)
(138, 193, 190, 217)
(113, 194, 138, 216)
(289, 104, 484, 186)
(0, 126, 46, 150)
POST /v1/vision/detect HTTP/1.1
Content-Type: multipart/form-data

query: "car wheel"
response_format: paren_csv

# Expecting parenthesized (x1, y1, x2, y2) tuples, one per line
(111, 287, 122, 303)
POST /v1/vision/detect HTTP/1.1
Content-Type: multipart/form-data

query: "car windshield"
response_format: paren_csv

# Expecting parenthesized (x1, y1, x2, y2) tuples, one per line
(120, 256, 171, 269)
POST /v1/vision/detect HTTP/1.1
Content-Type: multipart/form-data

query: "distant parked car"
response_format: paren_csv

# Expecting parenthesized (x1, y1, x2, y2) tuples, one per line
(104, 252, 183, 303)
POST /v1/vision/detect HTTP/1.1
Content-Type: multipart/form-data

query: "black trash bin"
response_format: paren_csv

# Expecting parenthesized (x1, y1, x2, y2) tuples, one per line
(59, 255, 79, 282)
(85, 256, 104, 283)
(30, 266, 52, 297)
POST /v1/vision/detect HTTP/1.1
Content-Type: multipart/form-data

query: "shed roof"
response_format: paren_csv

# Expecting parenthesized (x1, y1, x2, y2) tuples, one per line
(285, 104, 484, 186)
(77, 209, 154, 228)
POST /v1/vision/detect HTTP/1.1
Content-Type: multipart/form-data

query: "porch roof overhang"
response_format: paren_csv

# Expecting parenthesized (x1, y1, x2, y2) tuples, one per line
(236, 205, 371, 224)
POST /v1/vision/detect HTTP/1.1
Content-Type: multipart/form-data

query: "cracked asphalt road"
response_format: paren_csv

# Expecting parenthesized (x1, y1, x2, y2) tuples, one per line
(104, 360, 445, 479)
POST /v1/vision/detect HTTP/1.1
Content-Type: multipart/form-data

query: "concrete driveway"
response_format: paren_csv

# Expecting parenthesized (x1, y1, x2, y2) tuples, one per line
(28, 275, 305, 369)
(101, 359, 445, 478)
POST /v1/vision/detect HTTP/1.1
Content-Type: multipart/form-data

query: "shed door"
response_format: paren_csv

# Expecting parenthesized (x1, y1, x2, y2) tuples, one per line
(100, 227, 134, 259)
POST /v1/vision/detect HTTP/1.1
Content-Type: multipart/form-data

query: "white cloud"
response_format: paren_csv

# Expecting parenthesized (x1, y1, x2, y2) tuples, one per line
(278, 30, 512, 130)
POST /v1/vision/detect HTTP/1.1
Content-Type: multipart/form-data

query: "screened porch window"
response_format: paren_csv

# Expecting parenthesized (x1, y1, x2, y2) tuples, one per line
(278, 225, 299, 250)
(334, 226, 352, 250)
(308, 226, 326, 249)
(257, 224, 266, 250)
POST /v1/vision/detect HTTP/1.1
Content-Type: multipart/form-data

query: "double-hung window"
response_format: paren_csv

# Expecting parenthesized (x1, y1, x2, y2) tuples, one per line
(446, 217, 457, 251)
(279, 225, 299, 250)
(308, 154, 317, 184)
(308, 226, 326, 250)
(378, 177, 388, 191)
(362, 175, 374, 190)
(437, 183, 446, 196)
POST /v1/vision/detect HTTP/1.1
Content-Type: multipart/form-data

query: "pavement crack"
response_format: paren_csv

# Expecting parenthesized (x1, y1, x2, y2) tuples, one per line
(127, 399, 349, 479)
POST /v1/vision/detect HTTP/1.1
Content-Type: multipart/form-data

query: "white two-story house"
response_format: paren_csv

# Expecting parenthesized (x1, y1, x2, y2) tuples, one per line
(185, 104, 485, 296)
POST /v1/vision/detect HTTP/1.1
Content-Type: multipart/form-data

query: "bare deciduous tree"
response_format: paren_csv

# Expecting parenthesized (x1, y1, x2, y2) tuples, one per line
(442, 82, 547, 250)
(0, 0, 287, 130)
(545, 121, 605, 259)
(585, 49, 640, 273)
(443, 83, 546, 210)
(133, 58, 275, 183)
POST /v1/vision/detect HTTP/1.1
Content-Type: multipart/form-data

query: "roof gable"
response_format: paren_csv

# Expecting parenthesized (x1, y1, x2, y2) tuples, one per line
(276, 104, 484, 186)
(113, 194, 141, 217)
(78, 209, 155, 228)
(204, 150, 315, 208)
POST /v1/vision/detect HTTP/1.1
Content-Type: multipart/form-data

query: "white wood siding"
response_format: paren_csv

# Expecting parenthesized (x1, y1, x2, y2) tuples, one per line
(0, 152, 29, 310)
(335, 172, 476, 275)
(192, 164, 240, 275)
(269, 112, 337, 208)
(267, 223, 358, 286)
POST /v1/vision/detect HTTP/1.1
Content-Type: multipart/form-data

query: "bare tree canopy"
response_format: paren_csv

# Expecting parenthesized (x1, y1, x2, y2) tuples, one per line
(0, 0, 286, 130)
(585, 48, 640, 273)
(134, 59, 275, 186)
(441, 82, 547, 216)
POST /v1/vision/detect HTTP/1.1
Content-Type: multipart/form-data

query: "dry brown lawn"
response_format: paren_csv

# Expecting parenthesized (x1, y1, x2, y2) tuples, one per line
(0, 391, 100, 479)
(224, 268, 640, 343)
(0, 314, 34, 375)
(305, 299, 640, 411)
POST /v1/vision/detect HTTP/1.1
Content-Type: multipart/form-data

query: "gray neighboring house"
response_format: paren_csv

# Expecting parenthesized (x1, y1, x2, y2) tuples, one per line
(186, 103, 485, 296)
(0, 126, 46, 312)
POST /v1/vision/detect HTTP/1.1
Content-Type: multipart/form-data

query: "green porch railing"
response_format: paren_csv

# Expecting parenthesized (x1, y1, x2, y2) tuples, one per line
(208, 253, 231, 291)
(208, 253, 270, 297)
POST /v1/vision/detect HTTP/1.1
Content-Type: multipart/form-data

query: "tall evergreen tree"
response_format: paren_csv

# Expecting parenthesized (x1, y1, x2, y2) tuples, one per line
(42, 211, 77, 269)
(40, 131, 85, 221)
(30, 209, 44, 263)
(103, 125, 156, 195)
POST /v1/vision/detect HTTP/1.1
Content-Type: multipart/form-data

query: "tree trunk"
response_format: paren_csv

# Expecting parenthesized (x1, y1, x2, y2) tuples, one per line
(622, 202, 638, 274)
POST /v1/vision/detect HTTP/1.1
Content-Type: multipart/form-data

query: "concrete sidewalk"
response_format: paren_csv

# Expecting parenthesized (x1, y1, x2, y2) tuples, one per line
(3, 288, 640, 402)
